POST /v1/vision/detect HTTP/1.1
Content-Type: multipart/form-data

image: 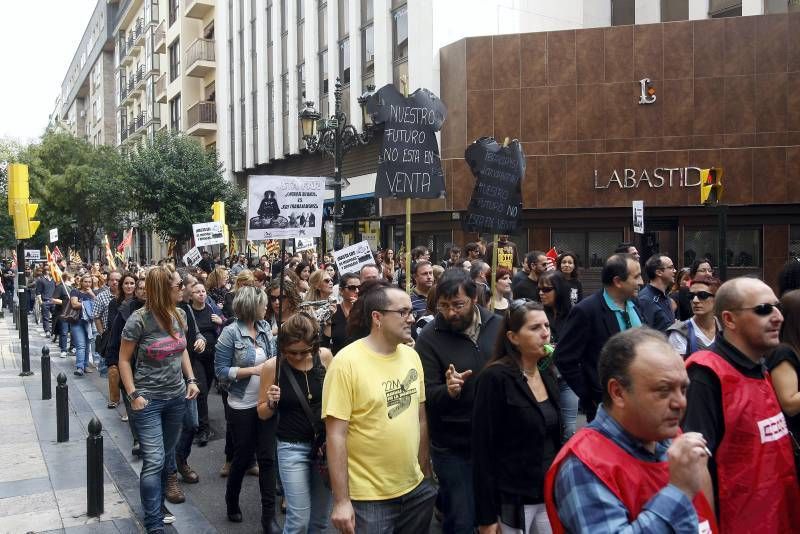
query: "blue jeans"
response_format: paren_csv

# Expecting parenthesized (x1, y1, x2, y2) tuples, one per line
(277, 440, 331, 534)
(70, 320, 90, 370)
(430, 446, 474, 534)
(57, 319, 69, 352)
(352, 478, 437, 533)
(167, 399, 198, 472)
(41, 302, 52, 334)
(132, 394, 186, 532)
(559, 377, 579, 441)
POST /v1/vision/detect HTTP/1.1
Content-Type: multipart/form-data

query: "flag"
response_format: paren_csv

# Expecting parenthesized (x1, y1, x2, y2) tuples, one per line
(248, 241, 258, 255)
(166, 240, 176, 259)
(229, 233, 238, 255)
(45, 246, 62, 284)
(69, 248, 82, 265)
(11, 251, 17, 270)
(546, 247, 559, 262)
(103, 235, 117, 271)
(117, 228, 133, 253)
(266, 240, 280, 255)
(51, 246, 63, 262)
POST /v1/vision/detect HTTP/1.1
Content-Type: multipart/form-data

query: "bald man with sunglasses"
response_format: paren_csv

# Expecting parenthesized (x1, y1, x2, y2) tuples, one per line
(682, 277, 800, 532)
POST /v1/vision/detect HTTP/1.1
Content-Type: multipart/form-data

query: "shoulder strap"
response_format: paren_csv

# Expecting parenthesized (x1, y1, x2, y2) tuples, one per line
(284, 365, 318, 437)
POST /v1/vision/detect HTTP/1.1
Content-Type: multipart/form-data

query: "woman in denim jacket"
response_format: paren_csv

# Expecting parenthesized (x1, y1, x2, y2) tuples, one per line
(214, 286, 279, 532)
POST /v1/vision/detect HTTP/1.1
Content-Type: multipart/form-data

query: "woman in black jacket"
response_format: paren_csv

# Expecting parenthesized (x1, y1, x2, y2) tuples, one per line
(472, 300, 561, 534)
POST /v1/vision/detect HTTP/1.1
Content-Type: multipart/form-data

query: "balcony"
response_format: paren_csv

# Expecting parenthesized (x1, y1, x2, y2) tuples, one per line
(185, 39, 215, 77)
(132, 18, 146, 48)
(132, 64, 147, 92)
(154, 20, 166, 54)
(186, 101, 217, 137)
(185, 0, 214, 19)
(155, 73, 167, 103)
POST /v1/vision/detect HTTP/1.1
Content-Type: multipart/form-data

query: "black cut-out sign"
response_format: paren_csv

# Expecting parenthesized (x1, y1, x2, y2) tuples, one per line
(366, 84, 447, 199)
(462, 138, 526, 234)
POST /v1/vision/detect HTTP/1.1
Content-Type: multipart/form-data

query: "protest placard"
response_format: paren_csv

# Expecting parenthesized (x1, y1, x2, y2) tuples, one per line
(24, 249, 41, 261)
(192, 222, 225, 247)
(49, 228, 58, 243)
(247, 175, 325, 240)
(183, 246, 202, 267)
(296, 238, 315, 252)
(332, 241, 375, 275)
(632, 201, 645, 234)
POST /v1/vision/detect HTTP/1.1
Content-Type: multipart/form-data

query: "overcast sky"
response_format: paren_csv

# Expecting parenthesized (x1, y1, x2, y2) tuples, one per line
(0, 0, 98, 143)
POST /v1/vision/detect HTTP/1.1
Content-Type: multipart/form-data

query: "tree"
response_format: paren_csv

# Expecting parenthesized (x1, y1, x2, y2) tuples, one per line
(127, 131, 245, 259)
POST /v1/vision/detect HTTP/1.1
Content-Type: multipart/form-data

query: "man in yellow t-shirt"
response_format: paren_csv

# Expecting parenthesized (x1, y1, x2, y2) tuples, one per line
(322, 286, 436, 534)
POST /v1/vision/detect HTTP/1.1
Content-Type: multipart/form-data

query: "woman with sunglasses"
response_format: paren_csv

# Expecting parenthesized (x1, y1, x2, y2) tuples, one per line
(767, 289, 800, 478)
(328, 273, 360, 355)
(267, 278, 303, 334)
(538, 271, 579, 442)
(214, 286, 278, 531)
(472, 300, 561, 534)
(119, 267, 200, 532)
(667, 275, 721, 358)
(257, 312, 334, 533)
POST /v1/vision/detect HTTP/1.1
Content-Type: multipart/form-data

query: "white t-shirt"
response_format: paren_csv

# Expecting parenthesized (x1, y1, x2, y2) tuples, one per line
(668, 317, 716, 356)
(227, 346, 267, 410)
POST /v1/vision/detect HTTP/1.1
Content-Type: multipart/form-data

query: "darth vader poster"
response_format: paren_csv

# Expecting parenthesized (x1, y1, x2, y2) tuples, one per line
(247, 175, 325, 240)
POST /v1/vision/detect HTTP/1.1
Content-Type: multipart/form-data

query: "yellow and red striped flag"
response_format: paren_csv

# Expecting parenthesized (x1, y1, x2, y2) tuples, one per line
(45, 246, 62, 284)
(103, 235, 117, 271)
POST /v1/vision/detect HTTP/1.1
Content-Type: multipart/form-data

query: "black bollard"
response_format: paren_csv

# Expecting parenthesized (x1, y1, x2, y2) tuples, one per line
(87, 418, 104, 517)
(56, 373, 69, 442)
(41, 346, 51, 400)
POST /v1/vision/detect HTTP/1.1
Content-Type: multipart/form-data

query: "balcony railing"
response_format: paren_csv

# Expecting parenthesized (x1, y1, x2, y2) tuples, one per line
(185, 39, 215, 77)
(155, 73, 167, 102)
(154, 20, 166, 54)
(187, 101, 217, 128)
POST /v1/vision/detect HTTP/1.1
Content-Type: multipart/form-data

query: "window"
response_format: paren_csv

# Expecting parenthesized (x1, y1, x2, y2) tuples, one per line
(338, 0, 349, 38)
(169, 39, 180, 82)
(709, 0, 742, 17)
(318, 2, 327, 46)
(282, 73, 289, 114)
(297, 20, 304, 61)
(551, 230, 625, 269)
(319, 49, 328, 95)
(280, 0, 287, 33)
(661, 0, 688, 21)
(361, 0, 373, 23)
(362, 23, 374, 72)
(392, 6, 408, 62)
(169, 0, 179, 26)
(169, 94, 181, 131)
(611, 0, 634, 26)
(297, 0, 305, 20)
(298, 63, 306, 107)
(684, 228, 761, 267)
(339, 38, 350, 84)
(765, 0, 800, 12)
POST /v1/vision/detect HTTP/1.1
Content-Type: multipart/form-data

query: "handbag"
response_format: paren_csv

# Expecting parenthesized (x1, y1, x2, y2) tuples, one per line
(284, 357, 329, 488)
(60, 303, 82, 324)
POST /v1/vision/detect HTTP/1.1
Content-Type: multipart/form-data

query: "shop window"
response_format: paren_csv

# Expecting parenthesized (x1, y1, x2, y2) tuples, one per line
(709, 0, 742, 17)
(611, 0, 635, 26)
(684, 228, 761, 268)
(551, 230, 623, 269)
(790, 226, 800, 259)
(661, 0, 689, 21)
(551, 231, 585, 267)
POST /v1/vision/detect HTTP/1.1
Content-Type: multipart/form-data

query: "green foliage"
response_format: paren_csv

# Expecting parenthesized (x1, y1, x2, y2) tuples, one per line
(127, 131, 244, 257)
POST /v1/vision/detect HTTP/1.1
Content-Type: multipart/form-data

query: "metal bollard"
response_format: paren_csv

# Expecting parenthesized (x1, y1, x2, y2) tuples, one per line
(87, 418, 104, 517)
(41, 346, 51, 400)
(56, 373, 69, 442)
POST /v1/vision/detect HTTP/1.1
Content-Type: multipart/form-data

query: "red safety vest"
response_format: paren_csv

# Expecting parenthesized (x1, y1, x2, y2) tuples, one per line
(544, 427, 717, 533)
(685, 350, 800, 533)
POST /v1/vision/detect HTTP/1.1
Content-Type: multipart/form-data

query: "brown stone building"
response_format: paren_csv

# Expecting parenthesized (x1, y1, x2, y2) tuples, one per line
(380, 12, 800, 290)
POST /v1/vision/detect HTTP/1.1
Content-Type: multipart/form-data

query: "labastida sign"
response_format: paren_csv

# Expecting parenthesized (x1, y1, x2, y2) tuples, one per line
(594, 167, 702, 190)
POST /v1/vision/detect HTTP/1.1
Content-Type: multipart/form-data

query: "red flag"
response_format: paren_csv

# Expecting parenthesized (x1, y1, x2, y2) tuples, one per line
(117, 228, 133, 253)
(51, 246, 63, 261)
(546, 247, 559, 261)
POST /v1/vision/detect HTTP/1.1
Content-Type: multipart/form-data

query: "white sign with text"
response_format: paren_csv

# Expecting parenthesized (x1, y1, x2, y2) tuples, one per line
(193, 222, 225, 246)
(333, 241, 375, 275)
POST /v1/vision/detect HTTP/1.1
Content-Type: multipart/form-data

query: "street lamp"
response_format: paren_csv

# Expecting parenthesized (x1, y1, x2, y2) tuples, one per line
(300, 77, 376, 250)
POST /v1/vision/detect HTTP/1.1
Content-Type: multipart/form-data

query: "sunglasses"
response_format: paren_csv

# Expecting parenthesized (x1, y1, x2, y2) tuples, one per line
(173, 281, 185, 289)
(269, 294, 287, 302)
(733, 303, 782, 316)
(538, 287, 554, 294)
(323, 278, 332, 283)
(691, 291, 714, 301)
(344, 285, 360, 292)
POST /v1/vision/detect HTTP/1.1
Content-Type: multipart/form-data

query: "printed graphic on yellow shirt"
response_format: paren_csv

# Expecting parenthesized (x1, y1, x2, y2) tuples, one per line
(385, 368, 418, 419)
(498, 250, 514, 269)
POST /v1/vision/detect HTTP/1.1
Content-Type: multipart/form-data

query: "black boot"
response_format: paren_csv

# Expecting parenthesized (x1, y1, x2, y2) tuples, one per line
(261, 516, 280, 534)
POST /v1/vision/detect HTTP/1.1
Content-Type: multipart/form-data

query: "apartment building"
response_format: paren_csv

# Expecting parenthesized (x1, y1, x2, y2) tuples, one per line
(55, 0, 118, 146)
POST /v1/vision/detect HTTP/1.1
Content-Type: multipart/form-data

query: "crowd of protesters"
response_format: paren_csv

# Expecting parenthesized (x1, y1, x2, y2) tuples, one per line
(3, 242, 800, 534)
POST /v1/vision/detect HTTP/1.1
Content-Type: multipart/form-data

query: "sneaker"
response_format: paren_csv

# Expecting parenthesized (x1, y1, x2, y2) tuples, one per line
(70, 348, 76, 354)
(161, 504, 175, 524)
(59, 352, 67, 359)
(74, 369, 84, 377)
(165, 472, 185, 504)
(84, 366, 94, 373)
(197, 429, 210, 447)
(121, 414, 129, 422)
(107, 402, 117, 409)
(131, 440, 141, 457)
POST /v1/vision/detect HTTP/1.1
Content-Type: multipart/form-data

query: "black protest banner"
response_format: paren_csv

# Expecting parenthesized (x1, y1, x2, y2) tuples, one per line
(366, 84, 447, 199)
(462, 138, 526, 235)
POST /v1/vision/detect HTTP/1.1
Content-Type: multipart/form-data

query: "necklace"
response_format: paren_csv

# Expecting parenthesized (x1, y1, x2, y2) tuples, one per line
(302, 368, 312, 401)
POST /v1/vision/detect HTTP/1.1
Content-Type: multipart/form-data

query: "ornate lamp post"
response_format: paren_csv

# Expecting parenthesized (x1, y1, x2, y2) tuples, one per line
(300, 77, 375, 250)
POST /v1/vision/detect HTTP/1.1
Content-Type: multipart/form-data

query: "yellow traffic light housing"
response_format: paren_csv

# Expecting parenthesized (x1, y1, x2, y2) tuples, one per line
(212, 201, 226, 225)
(700, 167, 724, 205)
(7, 163, 40, 239)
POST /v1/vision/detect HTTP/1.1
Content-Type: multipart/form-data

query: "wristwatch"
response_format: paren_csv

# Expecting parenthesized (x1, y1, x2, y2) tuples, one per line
(127, 390, 143, 402)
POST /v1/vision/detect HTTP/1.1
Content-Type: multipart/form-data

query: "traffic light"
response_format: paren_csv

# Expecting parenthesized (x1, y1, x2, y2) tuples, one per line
(7, 163, 40, 239)
(700, 167, 724, 205)
(212, 200, 226, 225)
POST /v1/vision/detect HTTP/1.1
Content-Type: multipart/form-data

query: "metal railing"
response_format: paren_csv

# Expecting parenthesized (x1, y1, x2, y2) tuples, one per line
(187, 101, 217, 128)
(186, 39, 215, 66)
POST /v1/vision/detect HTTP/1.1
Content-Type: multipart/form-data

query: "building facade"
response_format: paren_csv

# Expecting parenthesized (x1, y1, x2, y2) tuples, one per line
(381, 9, 800, 291)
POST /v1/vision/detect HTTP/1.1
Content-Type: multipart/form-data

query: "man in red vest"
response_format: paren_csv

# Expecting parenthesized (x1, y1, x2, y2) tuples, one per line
(682, 277, 800, 532)
(545, 328, 717, 533)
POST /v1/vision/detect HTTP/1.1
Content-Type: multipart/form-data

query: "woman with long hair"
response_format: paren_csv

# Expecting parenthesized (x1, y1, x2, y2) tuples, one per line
(768, 289, 800, 477)
(667, 275, 721, 358)
(69, 273, 96, 376)
(556, 251, 583, 305)
(328, 273, 360, 355)
(119, 266, 200, 531)
(669, 267, 693, 320)
(206, 266, 230, 309)
(104, 272, 137, 411)
(223, 270, 256, 321)
(214, 287, 278, 531)
(257, 313, 333, 533)
(490, 267, 513, 315)
(382, 249, 396, 285)
(266, 278, 303, 334)
(306, 268, 335, 302)
(472, 300, 561, 533)
(295, 262, 312, 283)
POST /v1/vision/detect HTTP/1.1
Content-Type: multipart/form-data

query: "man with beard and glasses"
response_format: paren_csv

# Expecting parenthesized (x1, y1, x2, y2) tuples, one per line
(415, 269, 503, 534)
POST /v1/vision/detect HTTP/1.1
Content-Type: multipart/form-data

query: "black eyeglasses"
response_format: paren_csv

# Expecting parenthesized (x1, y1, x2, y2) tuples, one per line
(377, 308, 413, 319)
(691, 291, 714, 301)
(538, 287, 554, 294)
(269, 294, 287, 302)
(344, 285, 360, 292)
(732, 303, 782, 316)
